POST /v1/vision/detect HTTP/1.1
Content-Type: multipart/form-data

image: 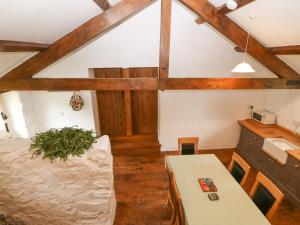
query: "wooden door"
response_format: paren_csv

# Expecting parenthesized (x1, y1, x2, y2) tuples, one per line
(129, 67, 158, 135)
(92, 67, 158, 137)
(94, 68, 126, 136)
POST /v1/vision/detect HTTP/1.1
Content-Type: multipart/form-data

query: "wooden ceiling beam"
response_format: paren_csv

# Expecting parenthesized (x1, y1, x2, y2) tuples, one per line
(235, 45, 300, 55)
(159, 0, 172, 78)
(180, 0, 300, 79)
(0, 78, 299, 91)
(195, 0, 255, 25)
(268, 45, 300, 55)
(93, 0, 111, 11)
(0, 78, 158, 91)
(1, 0, 156, 80)
(195, 16, 205, 25)
(234, 46, 244, 53)
(159, 78, 300, 90)
(0, 78, 159, 91)
(0, 40, 49, 52)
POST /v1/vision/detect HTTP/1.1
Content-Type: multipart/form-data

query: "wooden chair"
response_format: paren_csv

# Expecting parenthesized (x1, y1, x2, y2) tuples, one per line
(165, 162, 176, 225)
(227, 152, 251, 188)
(173, 178, 186, 225)
(178, 137, 199, 155)
(249, 172, 284, 220)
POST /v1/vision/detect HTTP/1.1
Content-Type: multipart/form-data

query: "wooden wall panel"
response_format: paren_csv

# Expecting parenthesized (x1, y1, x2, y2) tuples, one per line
(129, 67, 158, 134)
(94, 68, 126, 136)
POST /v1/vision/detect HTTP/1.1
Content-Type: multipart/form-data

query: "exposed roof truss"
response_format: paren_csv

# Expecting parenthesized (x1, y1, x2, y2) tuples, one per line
(0, 0, 299, 92)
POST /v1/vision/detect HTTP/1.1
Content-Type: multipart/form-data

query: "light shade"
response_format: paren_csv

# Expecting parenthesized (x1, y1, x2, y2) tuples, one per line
(231, 62, 255, 73)
(226, 0, 238, 10)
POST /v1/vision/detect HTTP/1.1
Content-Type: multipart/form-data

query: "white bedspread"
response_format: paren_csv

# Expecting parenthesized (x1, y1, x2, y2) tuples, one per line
(0, 136, 116, 225)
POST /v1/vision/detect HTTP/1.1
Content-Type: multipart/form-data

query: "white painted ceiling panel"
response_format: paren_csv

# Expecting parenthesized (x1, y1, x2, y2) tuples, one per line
(169, 1, 276, 78)
(0, 52, 34, 75)
(0, 0, 102, 43)
(228, 0, 300, 47)
(279, 55, 300, 74)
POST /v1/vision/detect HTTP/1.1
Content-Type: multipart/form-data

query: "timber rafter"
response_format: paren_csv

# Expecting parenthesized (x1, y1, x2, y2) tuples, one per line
(268, 45, 300, 55)
(0, 40, 49, 52)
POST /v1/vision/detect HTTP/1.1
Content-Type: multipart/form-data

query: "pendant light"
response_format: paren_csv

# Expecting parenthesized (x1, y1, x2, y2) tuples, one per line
(232, 15, 255, 73)
(226, 0, 238, 10)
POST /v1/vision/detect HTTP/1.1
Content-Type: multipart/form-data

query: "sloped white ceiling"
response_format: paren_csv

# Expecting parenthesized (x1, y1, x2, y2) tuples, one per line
(0, 53, 33, 75)
(228, 0, 300, 47)
(228, 0, 300, 74)
(32, 1, 275, 79)
(169, 1, 276, 77)
(0, 0, 103, 43)
(0, 0, 299, 77)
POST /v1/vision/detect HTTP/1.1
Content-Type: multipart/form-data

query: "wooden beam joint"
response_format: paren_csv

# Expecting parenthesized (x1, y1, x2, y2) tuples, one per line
(268, 45, 300, 55)
(0, 40, 49, 52)
(93, 0, 111, 11)
(195, 0, 256, 25)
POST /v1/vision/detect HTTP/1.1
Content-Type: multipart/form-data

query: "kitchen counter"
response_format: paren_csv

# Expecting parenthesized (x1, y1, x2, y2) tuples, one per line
(238, 119, 300, 161)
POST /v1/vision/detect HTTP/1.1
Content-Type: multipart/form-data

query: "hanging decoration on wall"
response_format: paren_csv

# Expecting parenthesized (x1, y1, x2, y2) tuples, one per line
(69, 92, 84, 111)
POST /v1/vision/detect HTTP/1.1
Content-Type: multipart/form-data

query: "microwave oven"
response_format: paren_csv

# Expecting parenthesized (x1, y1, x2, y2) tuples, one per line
(252, 110, 276, 125)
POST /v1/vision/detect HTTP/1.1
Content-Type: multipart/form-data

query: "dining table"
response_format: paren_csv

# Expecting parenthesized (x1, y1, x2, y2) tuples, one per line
(166, 154, 271, 225)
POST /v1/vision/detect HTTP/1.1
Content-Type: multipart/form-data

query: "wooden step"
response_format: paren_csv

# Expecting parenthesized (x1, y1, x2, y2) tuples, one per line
(110, 134, 158, 143)
(112, 142, 161, 150)
(110, 134, 161, 156)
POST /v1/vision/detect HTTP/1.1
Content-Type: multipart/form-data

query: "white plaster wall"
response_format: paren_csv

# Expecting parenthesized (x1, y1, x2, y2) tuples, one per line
(18, 92, 41, 136)
(0, 98, 7, 139)
(159, 90, 272, 150)
(0, 92, 28, 138)
(27, 91, 95, 133)
(265, 90, 300, 134)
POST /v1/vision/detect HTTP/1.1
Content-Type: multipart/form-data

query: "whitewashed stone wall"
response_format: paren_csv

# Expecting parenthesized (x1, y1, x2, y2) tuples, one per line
(0, 136, 115, 225)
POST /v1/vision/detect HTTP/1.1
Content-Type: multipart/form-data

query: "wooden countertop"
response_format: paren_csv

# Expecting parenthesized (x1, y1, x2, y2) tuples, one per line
(239, 119, 300, 161)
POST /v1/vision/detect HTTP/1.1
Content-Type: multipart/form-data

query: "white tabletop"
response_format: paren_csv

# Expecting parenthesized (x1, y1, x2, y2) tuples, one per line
(166, 154, 271, 225)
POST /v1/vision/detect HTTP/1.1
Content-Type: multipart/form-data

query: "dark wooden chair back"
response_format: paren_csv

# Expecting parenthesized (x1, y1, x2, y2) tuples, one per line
(165, 161, 176, 225)
(228, 152, 251, 188)
(173, 178, 186, 225)
(178, 137, 199, 155)
(166, 163, 175, 206)
(249, 172, 284, 220)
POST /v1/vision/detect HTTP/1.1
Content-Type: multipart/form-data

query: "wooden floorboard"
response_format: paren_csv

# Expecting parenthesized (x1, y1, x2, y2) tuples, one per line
(113, 149, 300, 225)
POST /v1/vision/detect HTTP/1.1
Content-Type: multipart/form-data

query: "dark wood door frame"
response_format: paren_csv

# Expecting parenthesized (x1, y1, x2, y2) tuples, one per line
(90, 67, 158, 137)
